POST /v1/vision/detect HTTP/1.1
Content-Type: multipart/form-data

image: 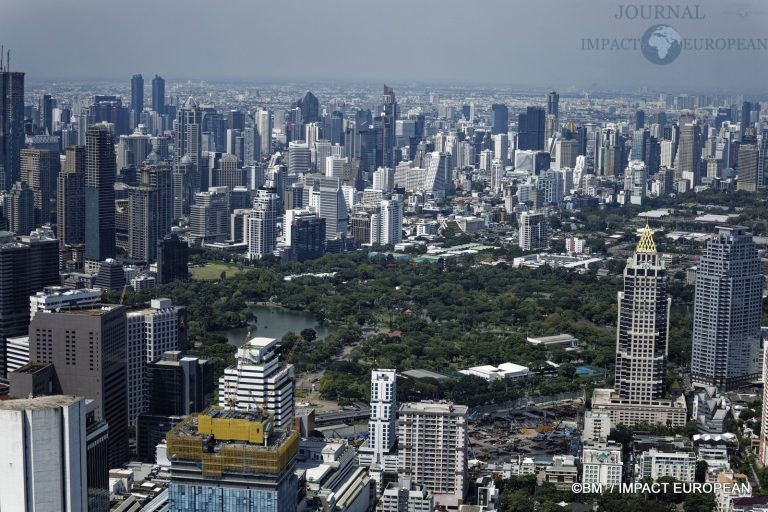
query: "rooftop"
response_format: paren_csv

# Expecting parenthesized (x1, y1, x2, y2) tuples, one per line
(400, 400, 468, 415)
(0, 395, 82, 411)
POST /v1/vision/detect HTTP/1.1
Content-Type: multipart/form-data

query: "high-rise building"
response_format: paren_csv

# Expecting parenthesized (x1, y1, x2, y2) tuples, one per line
(189, 187, 229, 243)
(21, 148, 60, 227)
(84, 123, 117, 263)
(0, 67, 24, 191)
(136, 351, 212, 461)
(554, 139, 579, 170)
(39, 93, 54, 135)
(286, 209, 325, 261)
(518, 211, 549, 251)
(257, 108, 272, 156)
(0, 232, 59, 377)
(127, 184, 158, 261)
(156, 234, 189, 284)
(0, 395, 92, 512)
(590, 228, 687, 427)
(614, 226, 671, 403)
(381, 85, 397, 168)
(4, 180, 35, 235)
(306, 175, 348, 241)
(130, 74, 143, 126)
(175, 97, 203, 190)
(26, 305, 129, 467)
(547, 91, 560, 119)
(296, 91, 319, 124)
(247, 188, 279, 260)
(635, 109, 646, 130)
(370, 198, 403, 246)
(126, 298, 186, 423)
(166, 407, 298, 512)
(691, 227, 763, 390)
(398, 401, 468, 509)
(87, 95, 130, 138)
(360, 369, 397, 466)
(736, 144, 759, 192)
(56, 146, 85, 270)
(151, 74, 165, 113)
(218, 336, 295, 429)
(517, 106, 546, 151)
(490, 103, 508, 136)
(678, 122, 702, 186)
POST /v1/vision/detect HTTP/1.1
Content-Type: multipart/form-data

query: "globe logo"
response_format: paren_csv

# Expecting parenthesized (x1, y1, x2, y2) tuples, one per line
(641, 24, 682, 65)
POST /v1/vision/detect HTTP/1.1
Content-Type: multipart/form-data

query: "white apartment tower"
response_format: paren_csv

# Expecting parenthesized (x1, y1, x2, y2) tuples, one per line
(365, 369, 397, 463)
(398, 401, 468, 510)
(218, 336, 295, 429)
(370, 198, 403, 246)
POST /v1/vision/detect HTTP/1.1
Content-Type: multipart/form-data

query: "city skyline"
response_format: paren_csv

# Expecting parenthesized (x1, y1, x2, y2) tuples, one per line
(3, 0, 768, 93)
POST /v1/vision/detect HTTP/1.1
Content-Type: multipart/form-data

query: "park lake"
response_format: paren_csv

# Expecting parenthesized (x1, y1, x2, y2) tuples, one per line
(220, 305, 331, 347)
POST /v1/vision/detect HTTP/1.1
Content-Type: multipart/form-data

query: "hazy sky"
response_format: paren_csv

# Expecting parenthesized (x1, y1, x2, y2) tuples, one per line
(3, 0, 767, 93)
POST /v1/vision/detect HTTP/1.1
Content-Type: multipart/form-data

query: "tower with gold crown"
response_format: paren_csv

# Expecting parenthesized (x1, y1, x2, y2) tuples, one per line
(589, 225, 687, 428)
(614, 224, 671, 403)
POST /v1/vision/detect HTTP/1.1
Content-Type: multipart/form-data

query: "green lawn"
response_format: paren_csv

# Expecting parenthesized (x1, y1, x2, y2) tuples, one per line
(190, 262, 244, 281)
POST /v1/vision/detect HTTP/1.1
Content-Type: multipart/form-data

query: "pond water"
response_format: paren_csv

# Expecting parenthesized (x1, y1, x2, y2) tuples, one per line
(219, 305, 331, 347)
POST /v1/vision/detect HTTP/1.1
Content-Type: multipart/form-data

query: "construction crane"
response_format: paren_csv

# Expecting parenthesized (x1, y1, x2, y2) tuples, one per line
(119, 283, 129, 305)
(226, 330, 250, 412)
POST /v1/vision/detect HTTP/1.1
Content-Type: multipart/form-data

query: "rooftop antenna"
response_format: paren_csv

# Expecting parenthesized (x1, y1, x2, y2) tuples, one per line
(6, 49, 9, 72)
(1, 45, 4, 71)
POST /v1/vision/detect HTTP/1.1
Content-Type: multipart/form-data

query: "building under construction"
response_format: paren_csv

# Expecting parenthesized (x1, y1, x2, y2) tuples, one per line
(166, 406, 299, 512)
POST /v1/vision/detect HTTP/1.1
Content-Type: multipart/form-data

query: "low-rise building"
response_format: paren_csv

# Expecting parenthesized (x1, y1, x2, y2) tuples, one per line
(636, 449, 696, 482)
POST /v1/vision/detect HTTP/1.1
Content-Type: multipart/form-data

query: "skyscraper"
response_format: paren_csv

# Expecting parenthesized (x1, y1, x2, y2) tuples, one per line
(156, 234, 189, 284)
(614, 226, 671, 403)
(517, 106, 546, 151)
(0, 395, 92, 512)
(491, 103, 508, 136)
(285, 209, 325, 262)
(166, 407, 298, 512)
(58, 146, 86, 270)
(381, 85, 397, 168)
(21, 148, 60, 226)
(84, 123, 117, 263)
(27, 304, 129, 467)
(678, 121, 702, 186)
(590, 227, 687, 428)
(736, 144, 759, 192)
(39, 93, 54, 135)
(547, 91, 560, 118)
(691, 227, 763, 390)
(398, 401, 468, 509)
(4, 180, 35, 235)
(519, 211, 549, 251)
(361, 369, 397, 465)
(0, 232, 59, 377)
(218, 337, 295, 429)
(151, 74, 165, 113)
(296, 91, 319, 123)
(247, 188, 279, 260)
(0, 66, 24, 191)
(257, 108, 272, 156)
(370, 198, 403, 246)
(130, 74, 144, 117)
(175, 97, 203, 190)
(126, 298, 186, 423)
(127, 183, 158, 260)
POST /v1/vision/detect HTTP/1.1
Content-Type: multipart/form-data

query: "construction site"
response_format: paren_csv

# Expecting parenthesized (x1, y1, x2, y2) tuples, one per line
(165, 406, 299, 477)
(468, 402, 581, 464)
